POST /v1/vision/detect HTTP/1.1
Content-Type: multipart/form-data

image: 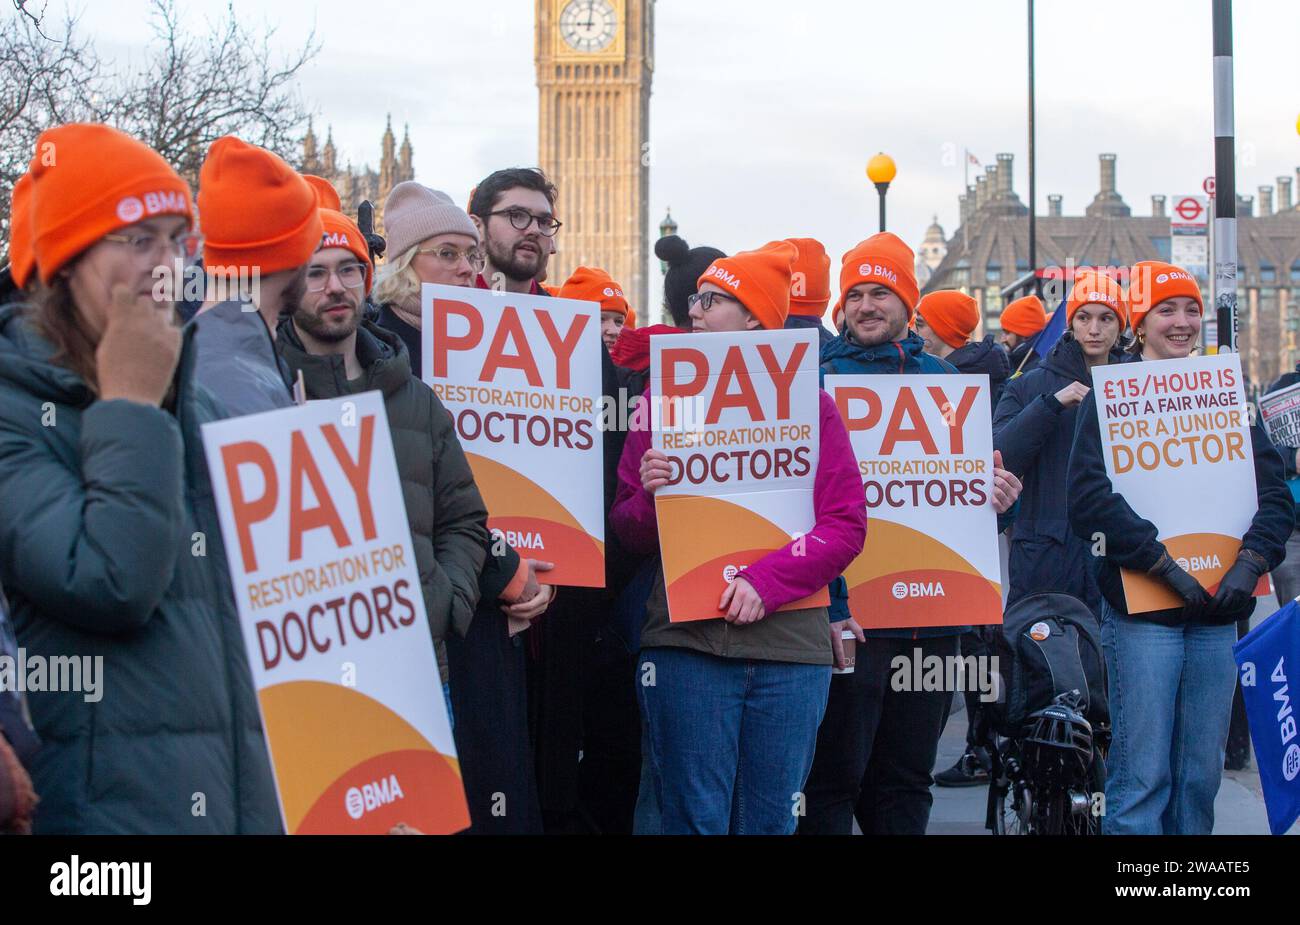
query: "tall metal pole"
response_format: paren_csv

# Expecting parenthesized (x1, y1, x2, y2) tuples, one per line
(1213, 0, 1237, 351)
(875, 183, 889, 232)
(1028, 0, 1037, 293)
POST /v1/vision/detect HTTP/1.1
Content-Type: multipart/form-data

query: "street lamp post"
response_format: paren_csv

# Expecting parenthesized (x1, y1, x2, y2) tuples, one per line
(866, 153, 896, 233)
(658, 208, 678, 275)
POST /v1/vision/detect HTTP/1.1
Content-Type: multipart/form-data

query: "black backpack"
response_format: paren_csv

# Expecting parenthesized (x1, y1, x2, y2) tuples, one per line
(987, 592, 1108, 737)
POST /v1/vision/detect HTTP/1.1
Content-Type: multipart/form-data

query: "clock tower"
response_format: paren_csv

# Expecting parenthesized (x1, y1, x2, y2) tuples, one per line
(536, 0, 654, 322)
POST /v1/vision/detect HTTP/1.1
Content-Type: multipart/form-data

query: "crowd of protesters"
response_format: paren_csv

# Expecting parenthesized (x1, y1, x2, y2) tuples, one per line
(0, 123, 1291, 836)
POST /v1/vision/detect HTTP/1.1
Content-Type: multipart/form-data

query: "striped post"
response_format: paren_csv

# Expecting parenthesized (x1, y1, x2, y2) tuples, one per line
(1212, 0, 1237, 351)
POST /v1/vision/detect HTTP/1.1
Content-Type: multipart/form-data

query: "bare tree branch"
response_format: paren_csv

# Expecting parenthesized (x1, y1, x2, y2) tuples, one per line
(2, 0, 319, 264)
(12, 0, 50, 39)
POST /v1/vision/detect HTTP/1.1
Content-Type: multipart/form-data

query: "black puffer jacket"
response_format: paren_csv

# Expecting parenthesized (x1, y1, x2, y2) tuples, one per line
(993, 335, 1122, 612)
(275, 319, 489, 665)
(947, 334, 1012, 408)
(0, 304, 279, 834)
(1008, 338, 1041, 375)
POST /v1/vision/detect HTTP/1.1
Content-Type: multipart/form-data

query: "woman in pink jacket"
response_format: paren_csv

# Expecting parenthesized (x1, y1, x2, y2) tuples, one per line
(612, 241, 867, 834)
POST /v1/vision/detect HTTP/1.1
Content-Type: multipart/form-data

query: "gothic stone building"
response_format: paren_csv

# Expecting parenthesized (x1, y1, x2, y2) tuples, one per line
(922, 153, 1300, 389)
(300, 116, 414, 236)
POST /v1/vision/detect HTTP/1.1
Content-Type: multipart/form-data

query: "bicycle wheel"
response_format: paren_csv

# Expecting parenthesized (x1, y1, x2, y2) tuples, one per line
(992, 779, 1034, 835)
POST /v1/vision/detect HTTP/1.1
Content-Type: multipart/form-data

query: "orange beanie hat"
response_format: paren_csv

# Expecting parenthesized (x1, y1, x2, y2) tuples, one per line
(199, 136, 322, 275)
(1127, 260, 1203, 330)
(28, 123, 193, 284)
(559, 266, 634, 327)
(1066, 270, 1128, 327)
(1000, 294, 1047, 337)
(698, 240, 797, 330)
(317, 208, 372, 294)
(916, 290, 980, 349)
(785, 237, 831, 318)
(7, 171, 35, 289)
(836, 232, 920, 319)
(303, 174, 342, 211)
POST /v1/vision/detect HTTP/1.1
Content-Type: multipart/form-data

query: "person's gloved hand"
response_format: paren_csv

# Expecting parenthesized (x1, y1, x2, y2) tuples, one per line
(1207, 550, 1269, 617)
(1148, 551, 1210, 619)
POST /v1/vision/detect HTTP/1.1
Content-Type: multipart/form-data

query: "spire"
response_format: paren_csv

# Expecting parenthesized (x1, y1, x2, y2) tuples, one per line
(380, 115, 396, 195)
(322, 125, 336, 175)
(302, 118, 318, 171)
(399, 123, 413, 181)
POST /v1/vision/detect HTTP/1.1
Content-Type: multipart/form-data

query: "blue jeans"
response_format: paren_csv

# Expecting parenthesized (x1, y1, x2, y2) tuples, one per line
(632, 720, 662, 835)
(1100, 602, 1237, 835)
(637, 646, 831, 835)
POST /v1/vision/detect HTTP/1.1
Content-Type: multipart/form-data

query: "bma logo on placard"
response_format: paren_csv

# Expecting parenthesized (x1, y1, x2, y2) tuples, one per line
(891, 580, 945, 600)
(344, 774, 406, 819)
(1176, 554, 1221, 573)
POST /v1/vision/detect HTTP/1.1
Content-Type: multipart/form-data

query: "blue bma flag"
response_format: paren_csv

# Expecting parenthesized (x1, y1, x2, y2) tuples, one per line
(1009, 298, 1066, 379)
(1031, 298, 1068, 358)
(1233, 600, 1300, 835)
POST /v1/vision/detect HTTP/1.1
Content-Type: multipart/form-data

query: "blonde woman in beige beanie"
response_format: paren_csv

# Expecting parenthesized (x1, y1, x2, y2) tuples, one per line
(374, 181, 486, 377)
(373, 180, 556, 833)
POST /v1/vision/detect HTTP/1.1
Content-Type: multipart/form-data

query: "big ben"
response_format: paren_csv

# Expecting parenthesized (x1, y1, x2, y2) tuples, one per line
(536, 0, 654, 322)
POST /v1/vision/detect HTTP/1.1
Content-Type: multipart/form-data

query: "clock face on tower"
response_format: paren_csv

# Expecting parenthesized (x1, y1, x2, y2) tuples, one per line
(559, 0, 617, 53)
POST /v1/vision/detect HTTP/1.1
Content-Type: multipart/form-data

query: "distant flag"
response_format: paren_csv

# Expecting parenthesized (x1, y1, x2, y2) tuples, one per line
(966, 149, 982, 167)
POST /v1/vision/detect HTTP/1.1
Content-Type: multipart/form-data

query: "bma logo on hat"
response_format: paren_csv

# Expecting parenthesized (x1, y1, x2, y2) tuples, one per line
(704, 266, 742, 290)
(858, 263, 898, 284)
(323, 231, 351, 248)
(1156, 273, 1169, 284)
(116, 196, 145, 223)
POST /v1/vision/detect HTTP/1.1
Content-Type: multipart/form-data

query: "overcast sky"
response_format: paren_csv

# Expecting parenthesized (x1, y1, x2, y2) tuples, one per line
(51, 0, 1300, 313)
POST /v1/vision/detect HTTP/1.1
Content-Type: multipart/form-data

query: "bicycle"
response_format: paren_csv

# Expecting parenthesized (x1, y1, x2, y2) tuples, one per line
(986, 690, 1109, 835)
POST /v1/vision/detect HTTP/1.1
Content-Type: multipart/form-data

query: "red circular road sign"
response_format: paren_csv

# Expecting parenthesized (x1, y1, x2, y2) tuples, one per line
(1203, 176, 1216, 196)
(1175, 197, 1205, 221)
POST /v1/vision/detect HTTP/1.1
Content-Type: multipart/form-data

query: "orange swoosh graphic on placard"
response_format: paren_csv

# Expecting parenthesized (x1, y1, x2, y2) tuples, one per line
(1120, 532, 1267, 614)
(259, 680, 468, 834)
(466, 451, 605, 587)
(844, 518, 1001, 628)
(656, 494, 827, 623)
(297, 749, 468, 835)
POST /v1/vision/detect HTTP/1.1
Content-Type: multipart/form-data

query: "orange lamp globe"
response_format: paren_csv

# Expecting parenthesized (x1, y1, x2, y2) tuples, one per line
(866, 153, 897, 185)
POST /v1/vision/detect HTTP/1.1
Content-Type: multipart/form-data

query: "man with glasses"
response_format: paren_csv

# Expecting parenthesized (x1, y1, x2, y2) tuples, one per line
(465, 167, 644, 833)
(277, 205, 495, 754)
(467, 168, 561, 295)
(191, 136, 324, 417)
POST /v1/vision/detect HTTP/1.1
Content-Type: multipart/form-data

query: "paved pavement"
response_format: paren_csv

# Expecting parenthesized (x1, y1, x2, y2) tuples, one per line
(924, 587, 1297, 835)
